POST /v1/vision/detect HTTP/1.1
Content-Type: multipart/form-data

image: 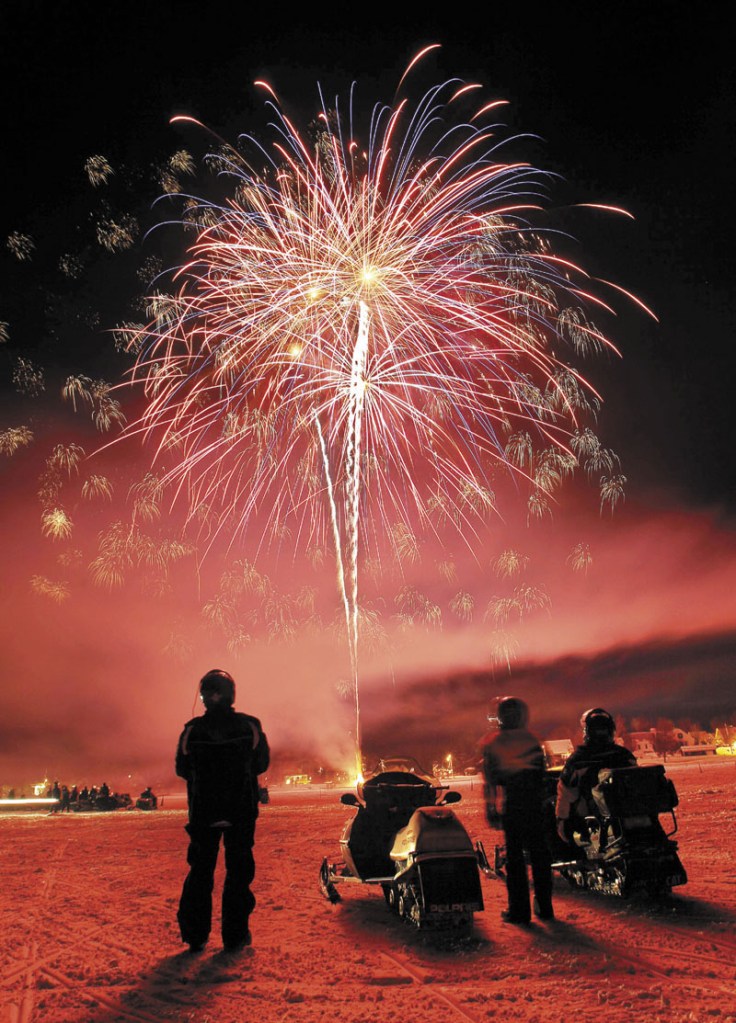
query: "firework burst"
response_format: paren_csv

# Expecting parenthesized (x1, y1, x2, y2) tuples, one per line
(128, 51, 636, 769)
(0, 426, 33, 456)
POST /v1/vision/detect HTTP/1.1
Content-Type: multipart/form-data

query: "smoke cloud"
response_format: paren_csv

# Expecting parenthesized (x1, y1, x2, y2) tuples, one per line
(2, 464, 735, 792)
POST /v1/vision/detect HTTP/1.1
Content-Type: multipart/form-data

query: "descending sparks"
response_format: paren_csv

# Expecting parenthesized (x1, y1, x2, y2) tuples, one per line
(62, 376, 126, 432)
(567, 541, 593, 574)
(84, 155, 114, 187)
(30, 575, 71, 603)
(96, 210, 138, 253)
(6, 231, 35, 261)
(493, 548, 530, 579)
(0, 426, 33, 456)
(82, 475, 114, 501)
(41, 507, 73, 540)
(13, 356, 45, 396)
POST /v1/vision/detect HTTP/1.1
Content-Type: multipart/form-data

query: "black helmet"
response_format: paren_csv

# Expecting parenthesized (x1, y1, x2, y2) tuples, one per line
(581, 707, 615, 743)
(199, 668, 235, 709)
(496, 696, 529, 730)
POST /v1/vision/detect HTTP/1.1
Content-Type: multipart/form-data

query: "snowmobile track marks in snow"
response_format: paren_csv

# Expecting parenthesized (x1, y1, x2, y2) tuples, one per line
(2, 766, 735, 1023)
(379, 952, 483, 1023)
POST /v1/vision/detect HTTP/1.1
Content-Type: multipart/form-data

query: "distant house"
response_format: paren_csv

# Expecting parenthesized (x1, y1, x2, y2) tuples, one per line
(628, 730, 655, 755)
(691, 730, 716, 746)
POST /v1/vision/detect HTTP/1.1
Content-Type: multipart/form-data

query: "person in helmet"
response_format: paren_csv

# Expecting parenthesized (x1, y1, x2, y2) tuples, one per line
(555, 707, 636, 842)
(481, 696, 554, 924)
(176, 669, 270, 952)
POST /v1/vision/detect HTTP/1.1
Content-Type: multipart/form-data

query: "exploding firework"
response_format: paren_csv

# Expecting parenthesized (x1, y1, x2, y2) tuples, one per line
(0, 425, 33, 456)
(568, 541, 593, 574)
(41, 507, 74, 541)
(6, 231, 35, 261)
(85, 154, 114, 187)
(12, 356, 45, 396)
(493, 548, 530, 579)
(62, 376, 126, 432)
(129, 50, 636, 771)
(81, 474, 114, 501)
(95, 207, 138, 253)
(30, 574, 70, 604)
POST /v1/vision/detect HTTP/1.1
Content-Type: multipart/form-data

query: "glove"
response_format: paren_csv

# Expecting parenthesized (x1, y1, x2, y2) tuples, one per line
(485, 805, 502, 830)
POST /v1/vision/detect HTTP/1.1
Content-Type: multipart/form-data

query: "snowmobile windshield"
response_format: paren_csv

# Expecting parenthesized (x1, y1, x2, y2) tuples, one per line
(365, 756, 435, 782)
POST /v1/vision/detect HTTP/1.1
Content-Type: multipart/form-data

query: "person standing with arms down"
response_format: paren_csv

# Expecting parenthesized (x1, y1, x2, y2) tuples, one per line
(482, 696, 554, 924)
(176, 669, 270, 952)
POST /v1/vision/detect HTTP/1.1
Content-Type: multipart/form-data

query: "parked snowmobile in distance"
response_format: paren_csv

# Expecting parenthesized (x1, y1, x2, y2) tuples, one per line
(550, 763, 688, 897)
(320, 757, 488, 931)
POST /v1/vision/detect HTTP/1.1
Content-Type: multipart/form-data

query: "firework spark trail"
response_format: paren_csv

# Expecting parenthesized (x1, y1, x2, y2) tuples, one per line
(344, 300, 371, 770)
(314, 411, 353, 672)
(128, 49, 639, 771)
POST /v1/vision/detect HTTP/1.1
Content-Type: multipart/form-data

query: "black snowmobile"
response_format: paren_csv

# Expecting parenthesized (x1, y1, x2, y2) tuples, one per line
(546, 763, 688, 897)
(320, 757, 488, 931)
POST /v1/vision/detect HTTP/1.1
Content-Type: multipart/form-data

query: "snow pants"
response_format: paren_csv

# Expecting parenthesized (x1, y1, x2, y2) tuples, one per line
(504, 816, 553, 921)
(178, 821, 256, 947)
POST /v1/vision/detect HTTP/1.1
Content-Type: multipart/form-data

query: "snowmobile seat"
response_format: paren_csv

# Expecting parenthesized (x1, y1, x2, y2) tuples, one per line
(592, 765, 677, 819)
(389, 807, 474, 862)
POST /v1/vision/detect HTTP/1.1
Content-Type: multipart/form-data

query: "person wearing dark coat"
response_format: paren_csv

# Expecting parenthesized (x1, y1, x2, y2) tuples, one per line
(555, 707, 637, 842)
(482, 696, 553, 924)
(176, 668, 270, 952)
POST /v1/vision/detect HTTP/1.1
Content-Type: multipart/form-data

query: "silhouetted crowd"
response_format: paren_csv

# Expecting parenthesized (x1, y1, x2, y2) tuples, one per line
(0, 781, 158, 811)
(46, 780, 124, 811)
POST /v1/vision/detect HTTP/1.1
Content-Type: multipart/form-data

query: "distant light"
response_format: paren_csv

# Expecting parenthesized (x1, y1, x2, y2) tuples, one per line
(0, 798, 58, 806)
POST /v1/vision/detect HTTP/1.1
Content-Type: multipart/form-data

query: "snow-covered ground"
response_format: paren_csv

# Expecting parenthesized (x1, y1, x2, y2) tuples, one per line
(2, 761, 735, 1023)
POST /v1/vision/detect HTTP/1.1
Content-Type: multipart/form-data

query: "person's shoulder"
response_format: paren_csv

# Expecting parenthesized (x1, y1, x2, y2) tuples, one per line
(233, 712, 267, 741)
(517, 727, 543, 747)
(234, 711, 263, 728)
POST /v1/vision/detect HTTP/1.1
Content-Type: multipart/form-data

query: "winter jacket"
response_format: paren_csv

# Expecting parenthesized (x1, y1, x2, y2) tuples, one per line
(482, 727, 546, 823)
(555, 741, 636, 822)
(176, 708, 270, 827)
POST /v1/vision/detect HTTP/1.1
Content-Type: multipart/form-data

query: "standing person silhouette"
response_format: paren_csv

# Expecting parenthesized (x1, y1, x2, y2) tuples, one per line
(176, 669, 270, 952)
(482, 696, 554, 924)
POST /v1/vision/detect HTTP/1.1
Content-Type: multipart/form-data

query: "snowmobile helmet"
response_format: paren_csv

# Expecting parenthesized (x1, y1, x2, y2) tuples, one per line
(581, 707, 616, 743)
(199, 669, 235, 709)
(497, 696, 529, 730)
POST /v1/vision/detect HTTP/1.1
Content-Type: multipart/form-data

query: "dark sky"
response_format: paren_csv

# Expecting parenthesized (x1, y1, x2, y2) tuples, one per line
(2, 0, 734, 509)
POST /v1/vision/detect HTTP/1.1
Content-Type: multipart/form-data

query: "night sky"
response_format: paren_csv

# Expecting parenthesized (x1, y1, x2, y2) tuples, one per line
(1, 2, 734, 787)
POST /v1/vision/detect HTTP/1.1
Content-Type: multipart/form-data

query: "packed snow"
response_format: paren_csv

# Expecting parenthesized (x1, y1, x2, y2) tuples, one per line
(2, 761, 735, 1023)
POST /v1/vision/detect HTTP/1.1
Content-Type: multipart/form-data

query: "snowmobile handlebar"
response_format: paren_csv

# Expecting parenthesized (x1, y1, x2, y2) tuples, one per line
(340, 787, 461, 807)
